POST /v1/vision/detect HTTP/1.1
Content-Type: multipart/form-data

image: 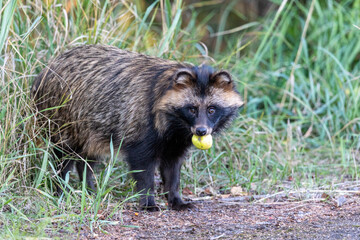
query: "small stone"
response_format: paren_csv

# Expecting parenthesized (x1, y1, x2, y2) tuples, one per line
(230, 186, 245, 196)
(336, 195, 347, 207)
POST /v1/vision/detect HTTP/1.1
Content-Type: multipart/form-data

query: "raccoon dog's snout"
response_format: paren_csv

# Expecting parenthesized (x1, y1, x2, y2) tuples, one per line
(196, 127, 208, 136)
(191, 126, 211, 136)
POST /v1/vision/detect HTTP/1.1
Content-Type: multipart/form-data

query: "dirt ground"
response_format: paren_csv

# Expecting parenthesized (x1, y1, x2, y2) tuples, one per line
(77, 193, 360, 240)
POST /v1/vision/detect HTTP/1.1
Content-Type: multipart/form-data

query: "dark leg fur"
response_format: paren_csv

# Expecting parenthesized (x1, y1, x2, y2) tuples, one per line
(158, 131, 193, 211)
(76, 160, 96, 192)
(53, 148, 74, 195)
(126, 143, 159, 211)
(160, 159, 193, 210)
(54, 148, 96, 194)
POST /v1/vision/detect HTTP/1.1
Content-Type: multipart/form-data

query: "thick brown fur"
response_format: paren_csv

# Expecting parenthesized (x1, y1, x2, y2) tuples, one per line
(32, 45, 243, 211)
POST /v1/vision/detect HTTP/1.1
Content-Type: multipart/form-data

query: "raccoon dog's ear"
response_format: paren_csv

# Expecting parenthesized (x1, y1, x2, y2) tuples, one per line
(174, 69, 195, 87)
(210, 70, 233, 89)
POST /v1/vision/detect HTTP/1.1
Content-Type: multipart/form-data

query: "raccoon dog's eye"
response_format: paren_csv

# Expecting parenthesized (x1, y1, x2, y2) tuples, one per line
(208, 107, 216, 115)
(189, 107, 197, 115)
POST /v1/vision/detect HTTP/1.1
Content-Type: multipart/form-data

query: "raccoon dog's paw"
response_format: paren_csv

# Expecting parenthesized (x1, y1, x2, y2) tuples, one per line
(169, 198, 194, 211)
(141, 204, 161, 212)
(139, 195, 160, 211)
(170, 200, 194, 211)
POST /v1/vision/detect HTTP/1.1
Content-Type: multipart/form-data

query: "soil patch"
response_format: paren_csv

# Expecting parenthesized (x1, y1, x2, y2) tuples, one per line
(77, 194, 360, 239)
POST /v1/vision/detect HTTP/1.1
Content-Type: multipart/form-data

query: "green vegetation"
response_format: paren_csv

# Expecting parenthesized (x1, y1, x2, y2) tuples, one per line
(1, 0, 359, 237)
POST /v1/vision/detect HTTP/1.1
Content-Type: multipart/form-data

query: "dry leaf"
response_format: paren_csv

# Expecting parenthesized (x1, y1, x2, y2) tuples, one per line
(182, 187, 193, 195)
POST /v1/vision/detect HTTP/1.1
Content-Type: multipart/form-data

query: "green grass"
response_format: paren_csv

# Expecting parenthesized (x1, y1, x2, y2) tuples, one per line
(1, 0, 360, 238)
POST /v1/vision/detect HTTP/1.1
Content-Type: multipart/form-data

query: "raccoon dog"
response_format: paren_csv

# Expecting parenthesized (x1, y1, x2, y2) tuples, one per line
(32, 45, 243, 211)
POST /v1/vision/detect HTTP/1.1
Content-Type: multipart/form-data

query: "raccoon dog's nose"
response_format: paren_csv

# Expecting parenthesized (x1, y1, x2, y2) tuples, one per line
(196, 127, 207, 136)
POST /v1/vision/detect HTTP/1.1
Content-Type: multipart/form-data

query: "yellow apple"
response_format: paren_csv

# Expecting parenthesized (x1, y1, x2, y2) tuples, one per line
(191, 134, 213, 150)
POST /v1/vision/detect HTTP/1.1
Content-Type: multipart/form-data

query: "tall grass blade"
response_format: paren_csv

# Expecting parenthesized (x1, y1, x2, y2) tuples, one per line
(157, 8, 182, 56)
(34, 150, 49, 189)
(0, 0, 17, 54)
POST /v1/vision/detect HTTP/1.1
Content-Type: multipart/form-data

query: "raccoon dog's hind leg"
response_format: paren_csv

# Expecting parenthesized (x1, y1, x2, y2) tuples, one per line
(53, 148, 96, 194)
(75, 160, 96, 192)
(53, 148, 75, 195)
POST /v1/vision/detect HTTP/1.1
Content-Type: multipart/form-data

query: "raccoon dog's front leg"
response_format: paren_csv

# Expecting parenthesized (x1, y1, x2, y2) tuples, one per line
(126, 146, 159, 211)
(160, 159, 193, 210)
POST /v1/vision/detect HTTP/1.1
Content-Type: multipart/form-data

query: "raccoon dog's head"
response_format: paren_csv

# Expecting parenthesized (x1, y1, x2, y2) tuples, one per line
(155, 65, 244, 138)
